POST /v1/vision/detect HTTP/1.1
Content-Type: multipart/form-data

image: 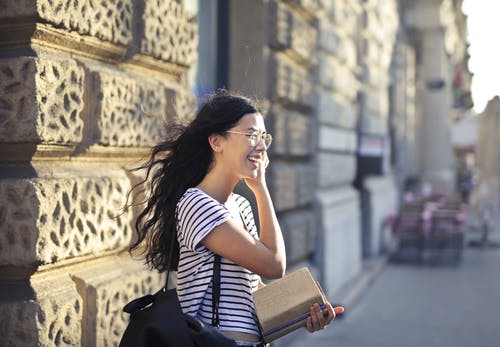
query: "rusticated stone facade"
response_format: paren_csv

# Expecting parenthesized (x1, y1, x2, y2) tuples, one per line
(0, 1, 196, 346)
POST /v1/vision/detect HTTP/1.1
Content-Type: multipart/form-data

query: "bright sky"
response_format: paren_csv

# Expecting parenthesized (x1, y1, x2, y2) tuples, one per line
(462, 0, 500, 114)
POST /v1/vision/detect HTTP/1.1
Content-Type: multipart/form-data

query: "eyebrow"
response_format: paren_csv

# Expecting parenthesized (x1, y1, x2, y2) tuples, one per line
(245, 127, 267, 133)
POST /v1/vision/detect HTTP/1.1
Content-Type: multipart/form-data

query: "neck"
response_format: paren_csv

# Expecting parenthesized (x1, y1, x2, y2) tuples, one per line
(196, 167, 239, 203)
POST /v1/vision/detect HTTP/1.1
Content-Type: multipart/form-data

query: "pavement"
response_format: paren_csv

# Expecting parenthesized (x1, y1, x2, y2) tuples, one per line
(273, 225, 500, 347)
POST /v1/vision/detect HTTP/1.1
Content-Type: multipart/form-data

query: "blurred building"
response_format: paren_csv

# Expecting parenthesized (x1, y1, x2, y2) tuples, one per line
(0, 0, 471, 346)
(476, 96, 500, 214)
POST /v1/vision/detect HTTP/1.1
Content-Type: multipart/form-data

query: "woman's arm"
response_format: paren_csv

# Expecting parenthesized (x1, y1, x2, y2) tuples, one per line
(200, 187, 286, 279)
(201, 153, 286, 279)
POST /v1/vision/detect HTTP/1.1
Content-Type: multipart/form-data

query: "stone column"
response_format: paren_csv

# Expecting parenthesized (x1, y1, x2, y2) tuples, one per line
(404, 0, 455, 190)
(0, 1, 197, 346)
(418, 27, 454, 188)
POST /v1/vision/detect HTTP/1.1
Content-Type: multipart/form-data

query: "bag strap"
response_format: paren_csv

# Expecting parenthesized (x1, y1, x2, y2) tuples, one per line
(165, 233, 176, 290)
(164, 227, 222, 328)
(212, 254, 221, 327)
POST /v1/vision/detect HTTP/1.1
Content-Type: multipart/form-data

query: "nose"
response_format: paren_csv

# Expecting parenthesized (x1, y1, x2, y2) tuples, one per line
(254, 137, 267, 151)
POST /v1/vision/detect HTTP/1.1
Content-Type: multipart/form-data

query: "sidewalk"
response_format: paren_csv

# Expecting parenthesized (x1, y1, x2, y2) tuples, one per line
(275, 231, 500, 347)
(272, 255, 387, 347)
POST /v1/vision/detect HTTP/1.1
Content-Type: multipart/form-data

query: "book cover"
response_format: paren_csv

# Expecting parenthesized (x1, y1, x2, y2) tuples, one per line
(252, 267, 328, 343)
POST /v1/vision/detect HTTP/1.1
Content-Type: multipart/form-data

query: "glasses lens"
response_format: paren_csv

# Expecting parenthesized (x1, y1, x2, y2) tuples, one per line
(249, 133, 259, 143)
(264, 134, 272, 148)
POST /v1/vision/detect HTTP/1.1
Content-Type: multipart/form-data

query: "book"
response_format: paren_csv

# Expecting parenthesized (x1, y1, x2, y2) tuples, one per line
(252, 267, 328, 343)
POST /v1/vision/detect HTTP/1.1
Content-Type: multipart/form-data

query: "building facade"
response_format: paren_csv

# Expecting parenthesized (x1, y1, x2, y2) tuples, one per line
(0, 0, 197, 345)
(0, 0, 470, 346)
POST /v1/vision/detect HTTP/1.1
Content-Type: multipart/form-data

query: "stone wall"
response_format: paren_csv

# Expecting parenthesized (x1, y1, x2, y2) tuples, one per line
(0, 0, 196, 346)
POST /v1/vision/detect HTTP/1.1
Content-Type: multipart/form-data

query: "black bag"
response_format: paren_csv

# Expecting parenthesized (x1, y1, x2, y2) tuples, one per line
(119, 255, 237, 347)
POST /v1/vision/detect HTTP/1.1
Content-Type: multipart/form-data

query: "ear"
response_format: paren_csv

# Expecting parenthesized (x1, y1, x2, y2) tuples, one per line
(208, 134, 223, 153)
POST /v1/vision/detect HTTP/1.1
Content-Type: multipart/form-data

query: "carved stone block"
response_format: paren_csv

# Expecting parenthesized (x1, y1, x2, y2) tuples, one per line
(36, 0, 133, 45)
(0, 169, 132, 266)
(329, 1, 358, 35)
(296, 164, 315, 206)
(317, 20, 341, 55)
(142, 0, 198, 66)
(318, 126, 357, 153)
(283, 0, 322, 16)
(363, 64, 388, 87)
(281, 210, 315, 264)
(0, 301, 39, 346)
(269, 106, 312, 156)
(361, 112, 387, 135)
(90, 70, 167, 147)
(317, 90, 357, 129)
(269, 109, 287, 155)
(270, 163, 315, 212)
(317, 186, 361, 295)
(71, 256, 164, 347)
(0, 0, 35, 18)
(0, 57, 84, 144)
(270, 164, 297, 212)
(269, 54, 314, 107)
(318, 55, 357, 100)
(166, 87, 197, 124)
(270, 2, 317, 64)
(0, 271, 82, 346)
(317, 152, 356, 187)
(365, 39, 382, 64)
(364, 89, 389, 118)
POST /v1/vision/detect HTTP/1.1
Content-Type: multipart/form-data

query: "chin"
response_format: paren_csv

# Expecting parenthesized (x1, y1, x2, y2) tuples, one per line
(245, 170, 258, 179)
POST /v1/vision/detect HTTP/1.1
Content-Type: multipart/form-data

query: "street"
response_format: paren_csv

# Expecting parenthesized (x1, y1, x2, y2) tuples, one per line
(280, 233, 500, 347)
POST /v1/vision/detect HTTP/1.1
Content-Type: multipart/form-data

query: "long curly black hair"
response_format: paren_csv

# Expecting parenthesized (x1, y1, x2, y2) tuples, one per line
(129, 90, 260, 272)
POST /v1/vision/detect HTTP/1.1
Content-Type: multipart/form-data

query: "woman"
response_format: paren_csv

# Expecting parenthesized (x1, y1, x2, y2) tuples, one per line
(130, 90, 344, 346)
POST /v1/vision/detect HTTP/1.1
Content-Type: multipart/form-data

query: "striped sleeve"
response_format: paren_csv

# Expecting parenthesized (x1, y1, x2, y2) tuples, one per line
(233, 194, 259, 239)
(177, 189, 230, 252)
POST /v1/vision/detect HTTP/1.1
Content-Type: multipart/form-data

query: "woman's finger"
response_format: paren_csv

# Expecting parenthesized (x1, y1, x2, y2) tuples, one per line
(305, 316, 314, 332)
(263, 152, 269, 169)
(334, 306, 345, 316)
(311, 303, 323, 330)
(324, 302, 335, 325)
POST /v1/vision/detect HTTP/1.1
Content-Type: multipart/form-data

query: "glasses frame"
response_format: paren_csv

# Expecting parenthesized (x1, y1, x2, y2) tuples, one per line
(226, 130, 273, 149)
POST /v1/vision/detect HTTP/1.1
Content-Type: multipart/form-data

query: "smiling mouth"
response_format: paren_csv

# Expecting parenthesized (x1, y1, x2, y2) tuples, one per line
(247, 155, 261, 167)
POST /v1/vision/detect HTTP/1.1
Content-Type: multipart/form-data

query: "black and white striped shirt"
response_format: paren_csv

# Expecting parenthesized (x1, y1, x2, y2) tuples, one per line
(176, 187, 261, 336)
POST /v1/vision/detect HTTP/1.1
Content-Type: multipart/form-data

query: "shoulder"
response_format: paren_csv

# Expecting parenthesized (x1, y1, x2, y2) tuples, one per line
(177, 188, 226, 217)
(178, 188, 217, 208)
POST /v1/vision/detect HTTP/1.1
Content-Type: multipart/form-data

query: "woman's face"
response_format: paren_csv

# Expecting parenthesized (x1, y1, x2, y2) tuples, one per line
(220, 112, 268, 179)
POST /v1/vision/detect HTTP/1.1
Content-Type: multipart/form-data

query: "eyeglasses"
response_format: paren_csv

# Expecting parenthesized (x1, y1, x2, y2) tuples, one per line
(226, 130, 273, 149)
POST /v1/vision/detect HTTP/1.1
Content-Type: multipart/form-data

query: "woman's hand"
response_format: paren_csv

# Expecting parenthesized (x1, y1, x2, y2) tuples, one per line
(244, 151, 269, 192)
(305, 302, 345, 333)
